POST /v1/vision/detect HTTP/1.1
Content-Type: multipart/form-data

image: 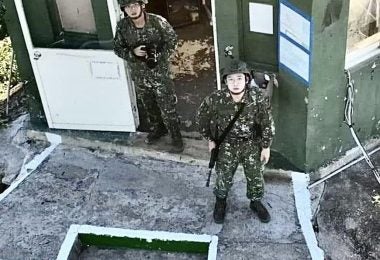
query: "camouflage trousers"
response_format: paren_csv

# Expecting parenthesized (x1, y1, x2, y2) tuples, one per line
(132, 64, 181, 137)
(214, 139, 264, 201)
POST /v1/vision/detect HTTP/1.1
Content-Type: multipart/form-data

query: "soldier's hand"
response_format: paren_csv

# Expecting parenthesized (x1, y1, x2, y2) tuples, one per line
(208, 140, 216, 152)
(260, 148, 270, 165)
(133, 45, 147, 57)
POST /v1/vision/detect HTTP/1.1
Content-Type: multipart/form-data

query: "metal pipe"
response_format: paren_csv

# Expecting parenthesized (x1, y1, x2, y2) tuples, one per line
(6, 50, 15, 117)
(308, 146, 380, 189)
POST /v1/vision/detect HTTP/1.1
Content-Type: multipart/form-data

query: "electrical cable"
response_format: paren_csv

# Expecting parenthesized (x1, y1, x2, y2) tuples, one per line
(309, 70, 380, 188)
(343, 70, 380, 185)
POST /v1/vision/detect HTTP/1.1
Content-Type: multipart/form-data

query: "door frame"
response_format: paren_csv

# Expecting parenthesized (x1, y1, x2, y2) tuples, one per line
(210, 0, 221, 90)
(15, 0, 54, 126)
(14, 0, 138, 131)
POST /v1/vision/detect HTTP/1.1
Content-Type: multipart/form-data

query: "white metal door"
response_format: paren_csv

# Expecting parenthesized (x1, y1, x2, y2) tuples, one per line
(15, 0, 139, 132)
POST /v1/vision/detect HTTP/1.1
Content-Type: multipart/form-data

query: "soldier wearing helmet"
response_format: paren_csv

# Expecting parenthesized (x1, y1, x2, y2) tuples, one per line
(196, 60, 275, 224)
(114, 0, 184, 153)
(118, 0, 148, 19)
(220, 60, 252, 85)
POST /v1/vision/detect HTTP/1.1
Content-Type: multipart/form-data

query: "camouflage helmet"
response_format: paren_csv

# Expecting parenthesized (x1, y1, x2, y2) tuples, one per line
(118, 0, 148, 7)
(221, 60, 251, 83)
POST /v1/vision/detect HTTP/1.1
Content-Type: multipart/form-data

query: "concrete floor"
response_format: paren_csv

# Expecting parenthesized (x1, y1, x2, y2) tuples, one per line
(314, 151, 380, 260)
(174, 13, 216, 132)
(0, 118, 310, 260)
(2, 115, 380, 260)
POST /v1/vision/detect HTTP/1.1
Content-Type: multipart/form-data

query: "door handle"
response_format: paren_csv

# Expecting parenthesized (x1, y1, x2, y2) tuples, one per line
(33, 51, 42, 60)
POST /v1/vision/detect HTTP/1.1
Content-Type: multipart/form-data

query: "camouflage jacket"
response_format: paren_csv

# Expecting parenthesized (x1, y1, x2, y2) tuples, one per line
(113, 12, 177, 66)
(196, 88, 275, 148)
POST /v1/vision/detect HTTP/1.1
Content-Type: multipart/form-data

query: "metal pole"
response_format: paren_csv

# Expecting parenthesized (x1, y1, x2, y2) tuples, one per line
(5, 50, 15, 117)
(308, 146, 380, 189)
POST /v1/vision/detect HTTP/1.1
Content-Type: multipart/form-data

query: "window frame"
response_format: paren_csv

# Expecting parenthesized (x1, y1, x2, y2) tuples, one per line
(345, 0, 380, 69)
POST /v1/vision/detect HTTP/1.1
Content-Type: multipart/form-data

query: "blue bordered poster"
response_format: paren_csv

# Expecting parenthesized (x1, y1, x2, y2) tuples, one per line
(279, 0, 312, 86)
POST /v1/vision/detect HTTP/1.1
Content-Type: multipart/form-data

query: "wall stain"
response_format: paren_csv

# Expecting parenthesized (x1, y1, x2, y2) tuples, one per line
(322, 0, 343, 31)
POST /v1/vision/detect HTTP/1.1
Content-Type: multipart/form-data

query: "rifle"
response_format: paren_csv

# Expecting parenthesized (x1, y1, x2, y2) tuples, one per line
(205, 103, 246, 187)
(206, 146, 219, 187)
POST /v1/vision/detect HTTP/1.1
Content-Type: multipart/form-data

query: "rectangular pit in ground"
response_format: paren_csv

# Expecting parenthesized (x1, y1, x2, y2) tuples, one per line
(56, 225, 218, 260)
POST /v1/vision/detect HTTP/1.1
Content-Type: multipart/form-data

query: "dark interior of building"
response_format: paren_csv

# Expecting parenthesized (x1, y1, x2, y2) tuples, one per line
(147, 0, 216, 133)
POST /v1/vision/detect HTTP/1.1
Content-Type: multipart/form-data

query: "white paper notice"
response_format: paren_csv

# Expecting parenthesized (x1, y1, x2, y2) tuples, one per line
(280, 36, 309, 82)
(280, 3, 310, 50)
(249, 3, 273, 34)
(90, 61, 120, 80)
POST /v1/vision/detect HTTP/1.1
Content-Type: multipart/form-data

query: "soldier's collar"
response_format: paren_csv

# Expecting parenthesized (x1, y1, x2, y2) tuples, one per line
(239, 90, 249, 104)
(226, 89, 248, 104)
(240, 90, 249, 103)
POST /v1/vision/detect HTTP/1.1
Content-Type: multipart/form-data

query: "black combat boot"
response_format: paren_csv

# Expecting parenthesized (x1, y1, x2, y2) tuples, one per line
(169, 128, 184, 153)
(145, 124, 168, 144)
(250, 200, 271, 223)
(170, 137, 184, 153)
(213, 197, 227, 224)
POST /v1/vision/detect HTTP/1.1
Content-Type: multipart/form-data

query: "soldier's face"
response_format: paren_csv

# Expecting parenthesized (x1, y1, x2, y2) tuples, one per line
(226, 73, 246, 94)
(124, 3, 144, 18)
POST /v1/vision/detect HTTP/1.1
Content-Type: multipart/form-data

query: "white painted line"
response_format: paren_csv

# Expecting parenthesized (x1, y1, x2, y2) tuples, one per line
(292, 172, 324, 260)
(56, 225, 80, 260)
(0, 133, 62, 202)
(56, 224, 218, 260)
(208, 235, 218, 259)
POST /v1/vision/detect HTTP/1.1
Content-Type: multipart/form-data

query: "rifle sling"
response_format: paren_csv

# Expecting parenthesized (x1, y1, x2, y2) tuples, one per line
(216, 102, 246, 146)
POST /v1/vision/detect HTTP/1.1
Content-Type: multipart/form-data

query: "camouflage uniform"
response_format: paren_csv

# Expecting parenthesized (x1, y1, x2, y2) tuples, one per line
(113, 11, 181, 138)
(197, 88, 274, 201)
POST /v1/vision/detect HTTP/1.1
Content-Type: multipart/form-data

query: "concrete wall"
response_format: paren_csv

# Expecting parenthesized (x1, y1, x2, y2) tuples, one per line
(273, 0, 312, 171)
(305, 0, 350, 171)
(306, 0, 380, 171)
(350, 59, 380, 140)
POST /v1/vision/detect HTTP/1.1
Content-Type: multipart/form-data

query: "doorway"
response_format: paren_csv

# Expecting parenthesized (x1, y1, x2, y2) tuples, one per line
(147, 0, 217, 133)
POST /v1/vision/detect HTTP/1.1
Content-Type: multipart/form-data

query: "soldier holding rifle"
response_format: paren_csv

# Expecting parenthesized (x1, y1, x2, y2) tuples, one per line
(197, 60, 275, 224)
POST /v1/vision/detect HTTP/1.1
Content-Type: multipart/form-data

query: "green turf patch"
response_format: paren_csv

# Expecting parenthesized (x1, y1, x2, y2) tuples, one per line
(79, 234, 209, 253)
(57, 225, 218, 260)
